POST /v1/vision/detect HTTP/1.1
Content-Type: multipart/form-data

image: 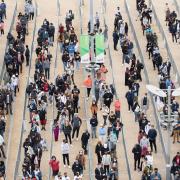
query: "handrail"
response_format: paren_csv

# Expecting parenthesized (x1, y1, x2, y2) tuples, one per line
(149, 0, 180, 85)
(13, 0, 38, 179)
(79, 1, 93, 179)
(0, 0, 17, 84)
(173, 0, 180, 15)
(47, 0, 60, 179)
(125, 0, 167, 163)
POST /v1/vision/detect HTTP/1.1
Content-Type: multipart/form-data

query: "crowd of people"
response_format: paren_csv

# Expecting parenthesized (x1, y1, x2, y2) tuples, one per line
(0, 1, 34, 178)
(165, 3, 180, 43)
(112, 3, 163, 179)
(0, 0, 6, 36)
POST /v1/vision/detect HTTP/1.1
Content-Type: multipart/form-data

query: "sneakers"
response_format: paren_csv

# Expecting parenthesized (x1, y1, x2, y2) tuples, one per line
(68, 166, 71, 168)
(64, 165, 66, 168)
(76, 138, 79, 141)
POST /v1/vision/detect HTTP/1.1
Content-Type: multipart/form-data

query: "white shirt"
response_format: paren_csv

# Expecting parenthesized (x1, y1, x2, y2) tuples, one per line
(0, 135, 4, 146)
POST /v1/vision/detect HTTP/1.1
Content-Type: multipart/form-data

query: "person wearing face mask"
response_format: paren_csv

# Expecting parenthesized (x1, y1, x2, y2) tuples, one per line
(61, 172, 70, 180)
(91, 100, 98, 117)
(81, 130, 90, 154)
(150, 168, 162, 180)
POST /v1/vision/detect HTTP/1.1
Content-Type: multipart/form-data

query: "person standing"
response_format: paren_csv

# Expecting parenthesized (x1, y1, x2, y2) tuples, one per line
(83, 75, 92, 100)
(53, 123, 60, 142)
(150, 168, 162, 180)
(148, 125, 157, 153)
(141, 93, 149, 114)
(43, 58, 50, 79)
(101, 104, 109, 126)
(61, 139, 70, 168)
(63, 120, 72, 145)
(25, 45, 30, 66)
(132, 144, 142, 171)
(113, 29, 119, 50)
(49, 156, 60, 176)
(102, 152, 111, 175)
(90, 100, 98, 117)
(81, 130, 90, 154)
(98, 124, 106, 143)
(114, 98, 121, 118)
(90, 115, 98, 138)
(125, 90, 134, 112)
(72, 113, 82, 140)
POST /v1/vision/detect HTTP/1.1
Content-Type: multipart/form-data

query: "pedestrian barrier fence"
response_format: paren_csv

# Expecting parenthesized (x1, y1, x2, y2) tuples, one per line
(125, 0, 167, 164)
(149, 0, 180, 85)
(173, 0, 180, 16)
(79, 1, 94, 179)
(13, 0, 38, 179)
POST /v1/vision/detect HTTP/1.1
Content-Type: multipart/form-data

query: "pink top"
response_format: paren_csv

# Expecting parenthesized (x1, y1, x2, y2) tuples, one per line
(0, 22, 4, 30)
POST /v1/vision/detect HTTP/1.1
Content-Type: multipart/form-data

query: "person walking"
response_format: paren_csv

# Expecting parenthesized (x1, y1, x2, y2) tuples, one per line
(49, 156, 60, 176)
(141, 93, 149, 114)
(101, 104, 109, 126)
(81, 130, 90, 154)
(148, 125, 157, 153)
(98, 124, 106, 143)
(90, 100, 98, 117)
(61, 139, 70, 168)
(63, 120, 72, 145)
(114, 98, 121, 118)
(0, 135, 6, 158)
(53, 123, 60, 142)
(132, 144, 142, 171)
(113, 29, 119, 50)
(43, 58, 50, 79)
(83, 75, 92, 100)
(25, 45, 30, 66)
(95, 141, 103, 163)
(102, 152, 111, 175)
(125, 90, 134, 112)
(90, 115, 98, 138)
(72, 113, 82, 140)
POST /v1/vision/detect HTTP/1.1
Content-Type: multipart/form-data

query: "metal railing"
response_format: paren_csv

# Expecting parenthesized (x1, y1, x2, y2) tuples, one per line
(149, 0, 180, 85)
(0, 0, 17, 84)
(125, 0, 167, 163)
(13, 1, 38, 179)
(79, 1, 93, 179)
(173, 0, 180, 15)
(47, 0, 61, 179)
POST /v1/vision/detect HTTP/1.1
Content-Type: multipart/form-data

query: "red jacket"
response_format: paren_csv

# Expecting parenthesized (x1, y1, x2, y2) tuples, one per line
(49, 160, 59, 171)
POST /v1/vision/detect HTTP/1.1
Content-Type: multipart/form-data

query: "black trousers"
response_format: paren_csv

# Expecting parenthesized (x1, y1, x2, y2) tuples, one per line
(104, 165, 110, 174)
(87, 88, 91, 97)
(0, 145, 6, 158)
(134, 158, 140, 170)
(45, 68, 50, 79)
(149, 139, 157, 152)
(72, 127, 80, 138)
(62, 154, 70, 165)
(65, 133, 72, 144)
(26, 56, 29, 66)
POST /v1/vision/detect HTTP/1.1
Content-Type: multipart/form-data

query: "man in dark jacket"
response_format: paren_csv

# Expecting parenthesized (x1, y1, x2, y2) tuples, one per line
(113, 30, 119, 50)
(72, 160, 83, 175)
(125, 90, 134, 111)
(81, 130, 90, 154)
(25, 45, 30, 66)
(132, 144, 142, 170)
(148, 125, 157, 153)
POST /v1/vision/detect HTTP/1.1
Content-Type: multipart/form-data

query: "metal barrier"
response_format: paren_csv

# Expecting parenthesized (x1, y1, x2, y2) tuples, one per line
(173, 0, 180, 15)
(0, 0, 17, 84)
(47, 0, 61, 179)
(125, 0, 167, 163)
(13, 1, 38, 179)
(149, 0, 180, 85)
(79, 1, 93, 179)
